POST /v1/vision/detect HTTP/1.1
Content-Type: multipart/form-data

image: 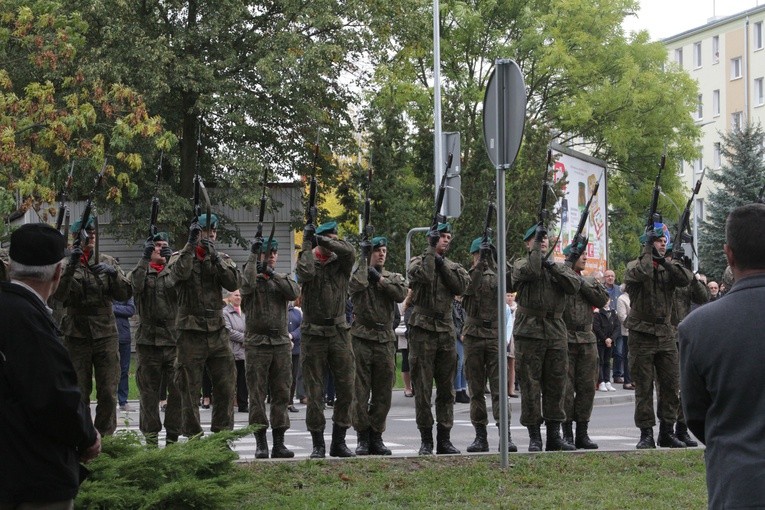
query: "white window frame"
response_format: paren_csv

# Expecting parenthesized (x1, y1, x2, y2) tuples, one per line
(756, 78, 765, 106)
(731, 57, 743, 79)
(732, 111, 744, 130)
(712, 36, 720, 64)
(692, 158, 703, 176)
(695, 198, 705, 225)
(693, 42, 702, 68)
(695, 94, 703, 120)
(713, 143, 722, 169)
(712, 89, 721, 116)
(675, 48, 684, 67)
(756, 21, 764, 50)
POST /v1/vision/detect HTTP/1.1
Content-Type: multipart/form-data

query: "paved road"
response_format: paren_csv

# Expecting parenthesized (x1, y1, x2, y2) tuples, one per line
(108, 386, 702, 459)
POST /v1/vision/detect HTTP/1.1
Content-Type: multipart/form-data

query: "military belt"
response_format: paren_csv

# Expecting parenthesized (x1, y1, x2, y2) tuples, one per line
(413, 306, 446, 320)
(567, 324, 592, 333)
(252, 328, 281, 336)
(356, 319, 388, 331)
(465, 316, 499, 328)
(630, 309, 669, 324)
(517, 306, 563, 320)
(307, 315, 346, 327)
(68, 306, 113, 316)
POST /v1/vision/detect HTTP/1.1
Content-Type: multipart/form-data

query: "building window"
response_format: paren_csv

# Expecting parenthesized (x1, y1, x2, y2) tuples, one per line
(732, 111, 744, 130)
(695, 94, 703, 120)
(712, 36, 720, 64)
(731, 57, 743, 79)
(713, 89, 721, 116)
(675, 48, 684, 67)
(695, 198, 705, 225)
(756, 22, 764, 50)
(692, 158, 703, 175)
(757, 78, 765, 106)
(693, 42, 702, 68)
(713, 143, 722, 169)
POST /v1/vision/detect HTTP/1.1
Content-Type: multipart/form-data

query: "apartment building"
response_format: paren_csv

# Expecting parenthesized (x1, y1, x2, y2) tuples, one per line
(663, 4, 765, 268)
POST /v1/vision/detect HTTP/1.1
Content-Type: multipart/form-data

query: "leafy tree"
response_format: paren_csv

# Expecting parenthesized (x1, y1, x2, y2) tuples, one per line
(0, 0, 171, 237)
(699, 123, 765, 280)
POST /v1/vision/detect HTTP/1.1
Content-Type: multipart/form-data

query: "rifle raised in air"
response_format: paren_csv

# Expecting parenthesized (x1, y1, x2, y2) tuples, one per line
(431, 149, 455, 232)
(149, 152, 162, 238)
(673, 167, 705, 260)
(74, 159, 107, 250)
(55, 160, 75, 234)
(646, 154, 666, 233)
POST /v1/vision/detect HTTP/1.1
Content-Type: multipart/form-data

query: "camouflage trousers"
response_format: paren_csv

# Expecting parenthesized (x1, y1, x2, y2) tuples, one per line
(136, 344, 182, 439)
(628, 330, 679, 428)
(564, 342, 598, 422)
(656, 340, 685, 425)
(302, 330, 355, 431)
(175, 328, 235, 435)
(515, 336, 568, 426)
(245, 343, 292, 431)
(463, 334, 507, 426)
(64, 334, 119, 436)
(408, 326, 456, 430)
(352, 337, 395, 434)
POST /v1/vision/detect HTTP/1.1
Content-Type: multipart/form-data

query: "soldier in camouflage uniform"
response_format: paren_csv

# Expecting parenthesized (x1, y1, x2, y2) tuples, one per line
(52, 216, 132, 436)
(169, 213, 240, 436)
(350, 236, 407, 456)
(296, 220, 356, 458)
(407, 223, 469, 455)
(560, 239, 608, 449)
(129, 232, 181, 446)
(512, 224, 579, 452)
(624, 226, 692, 449)
(0, 248, 8, 281)
(240, 238, 300, 459)
(462, 237, 517, 453)
(657, 244, 709, 447)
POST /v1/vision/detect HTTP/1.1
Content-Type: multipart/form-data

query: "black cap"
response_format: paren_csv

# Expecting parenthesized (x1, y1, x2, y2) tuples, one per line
(10, 223, 66, 266)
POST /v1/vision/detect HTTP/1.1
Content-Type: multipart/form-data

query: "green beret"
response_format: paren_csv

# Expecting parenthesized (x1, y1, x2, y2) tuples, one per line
(470, 236, 488, 254)
(372, 236, 387, 249)
(70, 215, 95, 234)
(523, 224, 538, 242)
(198, 213, 219, 229)
(639, 225, 667, 245)
(437, 222, 451, 233)
(153, 232, 171, 242)
(562, 238, 587, 257)
(264, 239, 278, 251)
(316, 221, 338, 235)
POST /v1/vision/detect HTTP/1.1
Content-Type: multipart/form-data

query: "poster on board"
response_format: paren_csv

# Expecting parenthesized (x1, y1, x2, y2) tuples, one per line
(548, 143, 608, 276)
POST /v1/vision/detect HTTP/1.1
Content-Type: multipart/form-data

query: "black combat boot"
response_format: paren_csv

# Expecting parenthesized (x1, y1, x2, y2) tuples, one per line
(498, 425, 518, 453)
(329, 423, 356, 458)
(369, 431, 392, 456)
(635, 427, 656, 449)
(575, 421, 599, 450)
(527, 424, 543, 452)
(466, 424, 489, 453)
(271, 428, 294, 458)
(418, 427, 434, 455)
(165, 433, 179, 446)
(310, 430, 326, 458)
(254, 429, 269, 459)
(675, 422, 698, 447)
(355, 429, 370, 456)
(657, 421, 687, 448)
(546, 421, 576, 451)
(436, 424, 461, 454)
(562, 421, 575, 446)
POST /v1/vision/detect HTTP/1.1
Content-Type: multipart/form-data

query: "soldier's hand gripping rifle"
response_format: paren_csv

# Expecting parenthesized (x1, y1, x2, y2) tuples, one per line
(646, 154, 666, 237)
(55, 160, 75, 234)
(673, 167, 705, 260)
(253, 167, 275, 273)
(149, 152, 162, 238)
(73, 159, 107, 250)
(360, 167, 374, 262)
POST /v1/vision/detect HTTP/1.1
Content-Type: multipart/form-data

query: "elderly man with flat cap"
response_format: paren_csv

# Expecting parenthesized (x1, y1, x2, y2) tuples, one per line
(0, 223, 101, 509)
(129, 232, 182, 446)
(350, 235, 407, 456)
(296, 220, 357, 458)
(169, 213, 241, 437)
(52, 215, 132, 437)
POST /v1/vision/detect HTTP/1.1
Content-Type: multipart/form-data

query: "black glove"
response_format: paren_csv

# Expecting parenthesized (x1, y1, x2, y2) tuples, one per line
(251, 236, 264, 255)
(535, 224, 548, 242)
(188, 221, 202, 246)
(201, 238, 218, 262)
(652, 247, 666, 264)
(304, 224, 316, 247)
(92, 263, 117, 277)
(360, 240, 372, 260)
(69, 245, 83, 266)
(257, 261, 274, 277)
(160, 246, 173, 263)
(256, 261, 266, 274)
(264, 266, 275, 278)
(142, 238, 155, 260)
(427, 229, 441, 247)
(479, 240, 492, 260)
(435, 254, 444, 268)
(542, 258, 555, 270)
(368, 266, 382, 283)
(565, 246, 582, 264)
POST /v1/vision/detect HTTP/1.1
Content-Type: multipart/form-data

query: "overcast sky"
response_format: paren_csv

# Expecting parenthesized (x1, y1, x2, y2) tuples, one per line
(623, 0, 763, 40)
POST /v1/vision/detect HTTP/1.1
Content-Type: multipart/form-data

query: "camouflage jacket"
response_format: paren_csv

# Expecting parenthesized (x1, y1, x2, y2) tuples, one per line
(563, 269, 609, 344)
(168, 243, 241, 332)
(407, 246, 470, 333)
(671, 276, 710, 327)
(53, 252, 132, 339)
(129, 258, 179, 347)
(295, 236, 355, 337)
(349, 256, 407, 343)
(511, 241, 580, 342)
(462, 259, 512, 339)
(241, 252, 300, 346)
(624, 244, 692, 337)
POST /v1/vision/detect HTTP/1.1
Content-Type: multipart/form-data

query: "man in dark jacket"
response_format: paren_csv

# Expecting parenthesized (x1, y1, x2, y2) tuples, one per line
(113, 296, 136, 411)
(0, 224, 101, 508)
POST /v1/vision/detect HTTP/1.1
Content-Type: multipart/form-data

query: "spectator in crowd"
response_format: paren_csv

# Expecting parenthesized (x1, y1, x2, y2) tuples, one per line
(401, 290, 415, 397)
(289, 296, 304, 411)
(593, 302, 619, 392)
(113, 297, 136, 412)
(706, 280, 719, 301)
(223, 289, 247, 413)
(615, 286, 634, 390)
(505, 292, 518, 398)
(453, 296, 469, 404)
(602, 270, 624, 383)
